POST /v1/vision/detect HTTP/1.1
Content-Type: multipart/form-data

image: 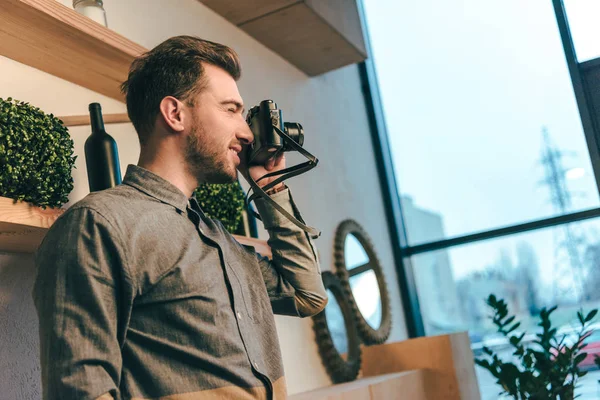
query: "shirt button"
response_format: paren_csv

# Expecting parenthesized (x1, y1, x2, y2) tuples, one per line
(237, 312, 242, 320)
(253, 362, 259, 369)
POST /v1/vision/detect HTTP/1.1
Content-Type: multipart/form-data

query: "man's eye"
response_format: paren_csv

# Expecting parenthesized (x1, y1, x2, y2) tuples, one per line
(228, 108, 236, 113)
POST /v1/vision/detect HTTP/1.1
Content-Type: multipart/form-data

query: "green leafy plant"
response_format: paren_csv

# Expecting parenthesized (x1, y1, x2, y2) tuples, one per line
(193, 181, 246, 233)
(0, 97, 76, 208)
(475, 294, 600, 399)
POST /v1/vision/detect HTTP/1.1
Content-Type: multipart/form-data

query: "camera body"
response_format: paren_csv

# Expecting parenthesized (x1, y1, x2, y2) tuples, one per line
(245, 100, 304, 165)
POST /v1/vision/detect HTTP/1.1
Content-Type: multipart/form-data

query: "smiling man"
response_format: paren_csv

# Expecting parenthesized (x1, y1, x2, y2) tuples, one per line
(32, 36, 327, 400)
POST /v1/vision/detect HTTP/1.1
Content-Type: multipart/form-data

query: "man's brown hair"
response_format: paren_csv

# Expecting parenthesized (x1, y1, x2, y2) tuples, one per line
(120, 35, 241, 145)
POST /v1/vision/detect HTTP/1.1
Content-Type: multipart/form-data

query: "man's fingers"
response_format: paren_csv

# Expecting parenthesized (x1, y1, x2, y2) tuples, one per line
(265, 156, 275, 171)
(275, 153, 285, 166)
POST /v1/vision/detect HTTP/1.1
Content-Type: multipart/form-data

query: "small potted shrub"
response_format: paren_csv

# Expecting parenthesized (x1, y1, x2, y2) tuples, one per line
(0, 97, 76, 209)
(475, 294, 600, 399)
(193, 181, 256, 237)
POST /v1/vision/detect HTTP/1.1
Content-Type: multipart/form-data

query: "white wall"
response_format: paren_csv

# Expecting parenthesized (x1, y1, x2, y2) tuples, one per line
(0, 0, 408, 397)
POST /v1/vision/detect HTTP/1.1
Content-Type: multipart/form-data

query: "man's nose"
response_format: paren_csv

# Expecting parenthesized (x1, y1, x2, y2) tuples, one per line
(238, 125, 254, 145)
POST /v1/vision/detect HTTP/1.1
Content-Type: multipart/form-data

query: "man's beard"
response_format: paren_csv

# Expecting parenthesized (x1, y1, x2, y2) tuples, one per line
(185, 121, 237, 184)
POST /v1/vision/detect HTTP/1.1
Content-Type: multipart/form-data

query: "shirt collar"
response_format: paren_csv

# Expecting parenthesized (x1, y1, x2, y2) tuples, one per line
(122, 164, 191, 213)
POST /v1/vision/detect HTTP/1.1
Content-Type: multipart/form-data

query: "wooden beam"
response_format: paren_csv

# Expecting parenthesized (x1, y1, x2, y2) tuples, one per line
(289, 370, 428, 400)
(198, 0, 367, 76)
(0, 197, 64, 253)
(0, 0, 146, 102)
(239, 2, 366, 76)
(0, 196, 272, 256)
(361, 332, 481, 400)
(58, 113, 130, 127)
(199, 0, 298, 25)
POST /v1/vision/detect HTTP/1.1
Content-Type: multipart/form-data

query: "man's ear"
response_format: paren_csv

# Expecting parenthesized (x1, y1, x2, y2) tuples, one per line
(158, 96, 187, 133)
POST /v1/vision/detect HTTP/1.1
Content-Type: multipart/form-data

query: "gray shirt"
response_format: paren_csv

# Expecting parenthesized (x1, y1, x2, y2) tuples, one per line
(32, 164, 327, 400)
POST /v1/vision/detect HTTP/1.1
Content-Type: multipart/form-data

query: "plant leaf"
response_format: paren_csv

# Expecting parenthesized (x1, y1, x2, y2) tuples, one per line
(585, 309, 598, 322)
(574, 352, 587, 365)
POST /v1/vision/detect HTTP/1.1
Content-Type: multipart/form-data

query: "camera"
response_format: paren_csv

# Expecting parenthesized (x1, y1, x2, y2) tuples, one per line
(245, 100, 304, 165)
(243, 99, 320, 238)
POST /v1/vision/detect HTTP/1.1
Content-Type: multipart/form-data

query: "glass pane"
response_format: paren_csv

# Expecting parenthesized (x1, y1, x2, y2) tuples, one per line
(349, 270, 382, 328)
(564, 0, 600, 62)
(411, 217, 600, 399)
(324, 289, 349, 357)
(344, 234, 369, 270)
(362, 0, 600, 245)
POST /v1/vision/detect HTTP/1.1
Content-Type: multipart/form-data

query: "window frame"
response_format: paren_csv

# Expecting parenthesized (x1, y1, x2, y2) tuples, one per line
(357, 0, 600, 338)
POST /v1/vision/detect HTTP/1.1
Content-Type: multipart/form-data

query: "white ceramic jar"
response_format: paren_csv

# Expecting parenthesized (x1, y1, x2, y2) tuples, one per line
(73, 0, 108, 27)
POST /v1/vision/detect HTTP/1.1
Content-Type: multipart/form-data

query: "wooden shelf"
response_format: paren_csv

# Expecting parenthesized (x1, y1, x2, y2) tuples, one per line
(0, 196, 271, 256)
(0, 0, 365, 96)
(0, 196, 64, 253)
(0, 0, 365, 92)
(58, 113, 130, 127)
(289, 370, 427, 400)
(0, 0, 146, 102)
(290, 332, 480, 399)
(361, 332, 481, 399)
(199, 0, 367, 76)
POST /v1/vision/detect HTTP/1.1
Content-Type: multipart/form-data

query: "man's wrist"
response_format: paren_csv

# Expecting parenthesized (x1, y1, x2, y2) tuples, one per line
(254, 183, 295, 229)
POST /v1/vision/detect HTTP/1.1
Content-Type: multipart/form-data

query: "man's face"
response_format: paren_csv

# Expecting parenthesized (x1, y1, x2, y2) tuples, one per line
(184, 63, 252, 184)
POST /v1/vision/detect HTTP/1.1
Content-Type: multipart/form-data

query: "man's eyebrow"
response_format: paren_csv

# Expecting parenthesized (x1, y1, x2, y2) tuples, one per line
(221, 99, 245, 113)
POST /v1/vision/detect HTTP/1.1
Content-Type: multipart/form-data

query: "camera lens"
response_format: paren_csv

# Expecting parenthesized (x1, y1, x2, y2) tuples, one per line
(284, 122, 304, 147)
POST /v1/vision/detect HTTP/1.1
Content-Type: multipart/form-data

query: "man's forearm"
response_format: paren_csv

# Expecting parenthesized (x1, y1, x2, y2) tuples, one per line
(254, 187, 328, 316)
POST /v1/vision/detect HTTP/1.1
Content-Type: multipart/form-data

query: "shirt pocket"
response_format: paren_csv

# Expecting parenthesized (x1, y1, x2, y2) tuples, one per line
(227, 259, 270, 324)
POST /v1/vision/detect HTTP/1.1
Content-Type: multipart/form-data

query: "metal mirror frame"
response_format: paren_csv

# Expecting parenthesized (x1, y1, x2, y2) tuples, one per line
(334, 219, 392, 345)
(312, 271, 362, 383)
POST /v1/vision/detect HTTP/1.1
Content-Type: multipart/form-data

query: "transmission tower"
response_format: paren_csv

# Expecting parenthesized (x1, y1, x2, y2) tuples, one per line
(539, 127, 586, 303)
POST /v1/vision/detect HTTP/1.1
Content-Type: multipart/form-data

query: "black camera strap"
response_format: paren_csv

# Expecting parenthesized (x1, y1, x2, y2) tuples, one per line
(245, 126, 321, 239)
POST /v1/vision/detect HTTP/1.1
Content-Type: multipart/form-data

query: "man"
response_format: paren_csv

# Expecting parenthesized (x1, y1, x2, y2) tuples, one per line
(33, 36, 327, 400)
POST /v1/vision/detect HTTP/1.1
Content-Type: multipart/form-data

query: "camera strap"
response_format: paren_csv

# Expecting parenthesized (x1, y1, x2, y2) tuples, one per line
(245, 126, 321, 239)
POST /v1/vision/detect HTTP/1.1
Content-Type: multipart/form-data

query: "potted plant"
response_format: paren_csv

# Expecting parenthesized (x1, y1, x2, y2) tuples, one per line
(475, 294, 600, 399)
(0, 97, 76, 209)
(193, 181, 257, 237)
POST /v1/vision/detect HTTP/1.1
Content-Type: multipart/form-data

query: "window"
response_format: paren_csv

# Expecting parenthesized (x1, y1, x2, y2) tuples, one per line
(360, 0, 600, 398)
(563, 0, 600, 62)
(411, 218, 600, 399)
(363, 0, 599, 246)
(412, 218, 600, 336)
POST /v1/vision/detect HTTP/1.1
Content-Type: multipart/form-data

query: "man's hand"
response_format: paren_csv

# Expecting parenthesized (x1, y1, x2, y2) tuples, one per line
(238, 148, 286, 192)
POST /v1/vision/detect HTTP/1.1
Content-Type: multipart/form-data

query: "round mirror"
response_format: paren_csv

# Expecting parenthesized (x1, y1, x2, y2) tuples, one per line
(344, 233, 369, 270)
(344, 234, 382, 330)
(349, 269, 382, 329)
(324, 289, 348, 359)
(312, 272, 361, 383)
(335, 220, 391, 345)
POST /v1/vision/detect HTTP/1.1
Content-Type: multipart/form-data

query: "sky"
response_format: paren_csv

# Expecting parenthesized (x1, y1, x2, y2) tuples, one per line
(361, 0, 600, 295)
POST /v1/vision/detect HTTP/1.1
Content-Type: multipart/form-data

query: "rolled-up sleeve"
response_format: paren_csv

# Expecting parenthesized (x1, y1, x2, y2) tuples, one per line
(32, 206, 134, 400)
(253, 188, 328, 317)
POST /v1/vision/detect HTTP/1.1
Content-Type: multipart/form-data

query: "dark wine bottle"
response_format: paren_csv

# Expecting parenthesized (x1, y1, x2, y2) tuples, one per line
(84, 103, 122, 192)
